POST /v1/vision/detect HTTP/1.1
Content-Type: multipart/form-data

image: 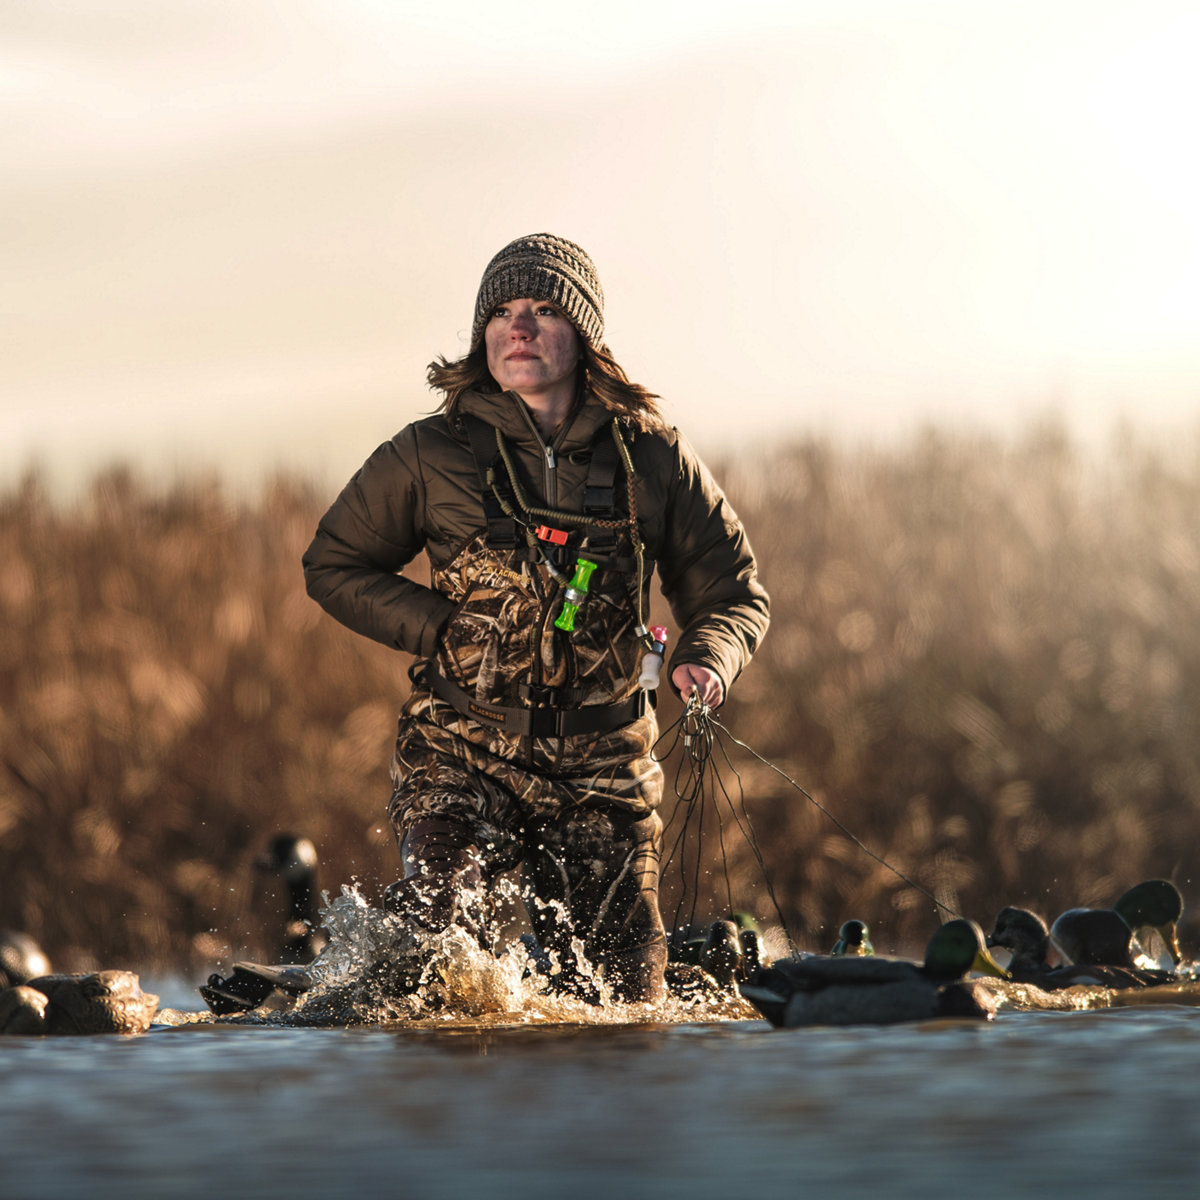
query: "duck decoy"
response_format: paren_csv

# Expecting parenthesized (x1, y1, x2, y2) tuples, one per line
(700, 919, 745, 987)
(663, 918, 756, 1001)
(673, 916, 763, 976)
(1051, 879, 1184, 969)
(256, 833, 328, 962)
(988, 906, 1174, 990)
(199, 962, 316, 1016)
(740, 918, 1009, 1027)
(1114, 879, 1183, 966)
(731, 912, 767, 973)
(738, 928, 765, 974)
(1050, 908, 1136, 967)
(1, 971, 159, 1036)
(831, 919, 874, 957)
(200, 834, 328, 1016)
(0, 932, 51, 989)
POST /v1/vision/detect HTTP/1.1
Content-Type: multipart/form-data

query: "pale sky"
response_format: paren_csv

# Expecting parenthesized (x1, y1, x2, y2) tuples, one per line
(3, 0, 1199, 498)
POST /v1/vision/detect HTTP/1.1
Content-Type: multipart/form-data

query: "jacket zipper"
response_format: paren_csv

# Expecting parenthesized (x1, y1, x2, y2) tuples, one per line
(542, 444, 556, 504)
(513, 399, 561, 507)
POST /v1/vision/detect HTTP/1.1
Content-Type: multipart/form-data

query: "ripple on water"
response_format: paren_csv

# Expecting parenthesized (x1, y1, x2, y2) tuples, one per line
(10, 900, 1200, 1199)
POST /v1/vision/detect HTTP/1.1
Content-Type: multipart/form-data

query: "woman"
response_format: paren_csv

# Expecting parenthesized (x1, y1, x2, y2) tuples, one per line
(303, 233, 769, 1002)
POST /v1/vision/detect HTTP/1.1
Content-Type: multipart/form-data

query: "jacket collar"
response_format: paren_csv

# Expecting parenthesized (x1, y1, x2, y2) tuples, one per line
(458, 389, 614, 453)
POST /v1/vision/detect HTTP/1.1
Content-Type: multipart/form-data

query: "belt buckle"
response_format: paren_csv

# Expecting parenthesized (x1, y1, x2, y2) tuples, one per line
(520, 681, 558, 707)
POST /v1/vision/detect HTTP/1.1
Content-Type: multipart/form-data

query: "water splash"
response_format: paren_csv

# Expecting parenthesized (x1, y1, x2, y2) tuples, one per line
(257, 883, 756, 1028)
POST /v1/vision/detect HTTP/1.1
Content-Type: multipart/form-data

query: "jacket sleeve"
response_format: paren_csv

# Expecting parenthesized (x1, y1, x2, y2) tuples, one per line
(302, 428, 456, 657)
(655, 429, 770, 695)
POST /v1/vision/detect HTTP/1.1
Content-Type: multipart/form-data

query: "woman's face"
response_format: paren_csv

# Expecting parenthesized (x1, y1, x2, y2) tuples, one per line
(484, 298, 581, 405)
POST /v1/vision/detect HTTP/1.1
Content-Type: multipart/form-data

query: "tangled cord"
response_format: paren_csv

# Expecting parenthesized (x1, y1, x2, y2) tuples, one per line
(654, 695, 961, 950)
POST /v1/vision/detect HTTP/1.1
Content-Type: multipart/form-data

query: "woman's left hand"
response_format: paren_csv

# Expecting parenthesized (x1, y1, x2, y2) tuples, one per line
(671, 663, 725, 708)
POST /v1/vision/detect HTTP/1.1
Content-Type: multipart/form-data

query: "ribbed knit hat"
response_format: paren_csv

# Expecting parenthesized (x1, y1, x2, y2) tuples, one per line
(470, 233, 605, 352)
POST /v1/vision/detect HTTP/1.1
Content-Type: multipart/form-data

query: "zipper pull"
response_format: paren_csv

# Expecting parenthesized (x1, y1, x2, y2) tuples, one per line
(545, 445, 556, 471)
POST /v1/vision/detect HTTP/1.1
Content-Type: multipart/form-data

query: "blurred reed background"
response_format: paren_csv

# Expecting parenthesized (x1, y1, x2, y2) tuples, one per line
(4, 419, 1200, 975)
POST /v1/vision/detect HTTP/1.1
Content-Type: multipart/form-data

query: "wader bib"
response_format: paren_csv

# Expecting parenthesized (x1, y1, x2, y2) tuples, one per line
(387, 408, 668, 994)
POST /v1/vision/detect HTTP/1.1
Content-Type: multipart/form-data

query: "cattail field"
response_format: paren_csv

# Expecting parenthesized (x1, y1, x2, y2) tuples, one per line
(4, 421, 1200, 974)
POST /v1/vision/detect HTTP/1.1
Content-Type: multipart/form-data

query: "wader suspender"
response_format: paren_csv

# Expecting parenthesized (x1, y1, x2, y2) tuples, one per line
(461, 413, 521, 550)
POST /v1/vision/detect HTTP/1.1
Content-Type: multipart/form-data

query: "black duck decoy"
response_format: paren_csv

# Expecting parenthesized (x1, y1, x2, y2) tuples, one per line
(699, 919, 745, 987)
(740, 918, 1009, 1027)
(256, 833, 328, 962)
(1051, 879, 1184, 968)
(988, 906, 1174, 990)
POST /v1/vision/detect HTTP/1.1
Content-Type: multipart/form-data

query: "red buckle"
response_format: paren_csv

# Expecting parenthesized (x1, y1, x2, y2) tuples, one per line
(535, 525, 569, 545)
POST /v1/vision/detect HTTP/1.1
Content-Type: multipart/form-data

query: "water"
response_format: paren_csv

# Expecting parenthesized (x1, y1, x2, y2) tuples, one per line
(8, 893, 1200, 1199)
(6, 991, 1200, 1199)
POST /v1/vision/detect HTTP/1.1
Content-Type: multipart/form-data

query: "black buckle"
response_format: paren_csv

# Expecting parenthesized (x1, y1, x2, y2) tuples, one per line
(518, 681, 558, 706)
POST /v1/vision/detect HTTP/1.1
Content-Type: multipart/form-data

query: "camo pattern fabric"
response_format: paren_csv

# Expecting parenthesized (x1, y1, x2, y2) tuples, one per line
(387, 718, 666, 957)
(399, 531, 663, 810)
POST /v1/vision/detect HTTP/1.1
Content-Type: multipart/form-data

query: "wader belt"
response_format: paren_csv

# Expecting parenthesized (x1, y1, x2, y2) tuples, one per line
(424, 667, 647, 738)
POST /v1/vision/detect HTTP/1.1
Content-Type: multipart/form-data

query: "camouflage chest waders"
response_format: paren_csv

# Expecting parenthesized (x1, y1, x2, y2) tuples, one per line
(386, 415, 668, 1002)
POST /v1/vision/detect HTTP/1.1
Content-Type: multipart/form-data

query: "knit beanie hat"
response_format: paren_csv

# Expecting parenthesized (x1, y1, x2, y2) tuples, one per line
(470, 233, 605, 352)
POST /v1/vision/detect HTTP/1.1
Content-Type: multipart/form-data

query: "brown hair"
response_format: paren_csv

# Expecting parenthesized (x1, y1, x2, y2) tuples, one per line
(426, 342, 667, 434)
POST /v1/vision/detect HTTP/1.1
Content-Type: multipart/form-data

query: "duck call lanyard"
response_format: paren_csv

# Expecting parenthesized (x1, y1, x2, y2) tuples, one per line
(459, 413, 654, 650)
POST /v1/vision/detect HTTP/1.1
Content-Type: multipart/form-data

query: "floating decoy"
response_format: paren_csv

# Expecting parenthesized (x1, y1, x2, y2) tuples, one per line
(663, 918, 757, 1001)
(0, 932, 51, 989)
(988, 906, 1175, 990)
(731, 912, 767, 973)
(740, 918, 1009, 1027)
(831, 919, 874, 957)
(1, 971, 159, 1036)
(199, 962, 315, 1016)
(673, 916, 763, 977)
(700, 919, 745, 987)
(1114, 880, 1184, 966)
(738, 928, 765, 975)
(256, 833, 328, 962)
(200, 834, 328, 1015)
(1051, 879, 1184, 968)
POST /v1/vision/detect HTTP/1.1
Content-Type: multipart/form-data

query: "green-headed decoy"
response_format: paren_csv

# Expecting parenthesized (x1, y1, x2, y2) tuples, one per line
(740, 918, 1009, 1027)
(831, 919, 874, 957)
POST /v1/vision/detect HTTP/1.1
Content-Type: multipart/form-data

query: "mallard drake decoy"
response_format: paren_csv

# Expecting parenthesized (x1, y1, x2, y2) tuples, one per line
(256, 833, 328, 962)
(1, 971, 159, 1036)
(831, 919, 874, 956)
(740, 918, 1009, 1027)
(1051, 879, 1184, 968)
(988, 906, 1174, 990)
(0, 931, 51, 989)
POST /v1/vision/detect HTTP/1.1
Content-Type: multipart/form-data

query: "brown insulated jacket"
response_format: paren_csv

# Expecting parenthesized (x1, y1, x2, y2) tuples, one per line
(303, 389, 769, 782)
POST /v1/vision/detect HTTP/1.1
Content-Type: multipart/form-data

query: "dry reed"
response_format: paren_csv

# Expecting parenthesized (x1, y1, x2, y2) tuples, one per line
(3, 419, 1200, 972)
